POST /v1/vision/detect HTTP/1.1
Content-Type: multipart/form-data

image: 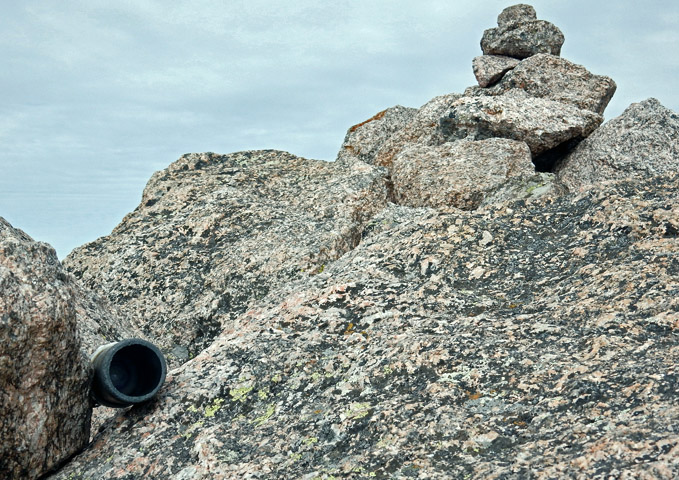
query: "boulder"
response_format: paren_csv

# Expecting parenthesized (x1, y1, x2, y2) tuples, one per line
(489, 54, 617, 114)
(391, 138, 534, 209)
(440, 89, 603, 156)
(372, 93, 461, 168)
(64, 150, 390, 366)
(336, 105, 416, 166)
(481, 4, 564, 59)
(48, 172, 679, 479)
(472, 55, 520, 87)
(0, 218, 91, 480)
(556, 98, 679, 191)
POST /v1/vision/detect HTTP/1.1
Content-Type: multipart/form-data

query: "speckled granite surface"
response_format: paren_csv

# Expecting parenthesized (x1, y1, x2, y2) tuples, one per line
(49, 172, 679, 479)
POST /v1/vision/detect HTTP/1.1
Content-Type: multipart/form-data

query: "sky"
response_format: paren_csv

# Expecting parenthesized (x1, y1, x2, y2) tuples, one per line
(1, 0, 678, 259)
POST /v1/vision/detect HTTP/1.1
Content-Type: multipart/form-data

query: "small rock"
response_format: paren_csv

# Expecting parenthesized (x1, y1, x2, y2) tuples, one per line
(481, 4, 565, 60)
(556, 98, 679, 190)
(472, 55, 520, 87)
(391, 138, 534, 210)
(497, 4, 537, 28)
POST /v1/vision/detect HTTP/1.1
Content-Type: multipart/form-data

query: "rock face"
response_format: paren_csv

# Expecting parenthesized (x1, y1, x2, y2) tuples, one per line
(0, 218, 92, 480)
(49, 173, 679, 479)
(557, 98, 679, 191)
(64, 150, 389, 365)
(391, 138, 534, 209)
(2, 3, 672, 479)
(481, 5, 564, 58)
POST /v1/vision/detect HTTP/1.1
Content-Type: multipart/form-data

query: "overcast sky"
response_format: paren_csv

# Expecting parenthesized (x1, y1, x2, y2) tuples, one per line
(1, 0, 677, 259)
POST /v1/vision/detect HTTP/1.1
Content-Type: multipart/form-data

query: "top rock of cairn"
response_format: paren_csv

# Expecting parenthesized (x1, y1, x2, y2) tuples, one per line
(481, 4, 565, 59)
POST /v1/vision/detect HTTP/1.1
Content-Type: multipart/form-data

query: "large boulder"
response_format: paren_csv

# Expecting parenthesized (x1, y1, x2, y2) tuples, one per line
(48, 172, 679, 479)
(556, 98, 679, 191)
(0, 218, 91, 480)
(481, 5, 565, 59)
(440, 89, 603, 156)
(489, 54, 617, 114)
(391, 138, 534, 209)
(64, 150, 389, 365)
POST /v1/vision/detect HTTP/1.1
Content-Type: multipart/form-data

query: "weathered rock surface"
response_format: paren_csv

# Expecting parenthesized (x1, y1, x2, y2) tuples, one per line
(64, 150, 389, 365)
(49, 173, 679, 479)
(391, 138, 534, 209)
(338, 94, 461, 169)
(489, 54, 617, 114)
(0, 218, 92, 480)
(337, 106, 417, 166)
(472, 55, 520, 87)
(440, 89, 603, 156)
(557, 98, 679, 191)
(481, 11, 564, 59)
(497, 3, 536, 28)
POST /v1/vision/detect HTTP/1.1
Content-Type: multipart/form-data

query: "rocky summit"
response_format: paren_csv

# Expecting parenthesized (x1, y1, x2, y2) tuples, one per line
(1, 4, 678, 479)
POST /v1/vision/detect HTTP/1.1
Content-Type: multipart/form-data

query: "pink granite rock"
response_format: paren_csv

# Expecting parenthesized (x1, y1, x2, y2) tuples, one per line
(472, 55, 520, 87)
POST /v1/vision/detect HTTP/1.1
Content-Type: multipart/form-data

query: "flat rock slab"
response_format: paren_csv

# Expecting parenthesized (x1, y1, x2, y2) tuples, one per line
(49, 172, 679, 479)
(64, 150, 389, 365)
(0, 218, 91, 480)
(481, 19, 565, 59)
(490, 54, 616, 114)
(556, 98, 679, 190)
(473, 55, 520, 87)
(391, 138, 534, 209)
(441, 90, 603, 156)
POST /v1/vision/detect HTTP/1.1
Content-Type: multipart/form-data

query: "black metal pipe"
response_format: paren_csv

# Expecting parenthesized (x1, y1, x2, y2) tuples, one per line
(90, 338, 167, 408)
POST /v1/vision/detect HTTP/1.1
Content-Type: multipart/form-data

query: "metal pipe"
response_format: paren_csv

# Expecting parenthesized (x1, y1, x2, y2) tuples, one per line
(90, 338, 167, 408)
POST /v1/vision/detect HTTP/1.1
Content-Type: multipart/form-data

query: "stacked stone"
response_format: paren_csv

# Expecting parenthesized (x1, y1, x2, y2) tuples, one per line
(473, 4, 563, 87)
(439, 3, 618, 172)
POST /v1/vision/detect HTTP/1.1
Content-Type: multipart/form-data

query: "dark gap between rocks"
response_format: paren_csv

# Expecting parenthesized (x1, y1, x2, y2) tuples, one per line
(533, 137, 583, 172)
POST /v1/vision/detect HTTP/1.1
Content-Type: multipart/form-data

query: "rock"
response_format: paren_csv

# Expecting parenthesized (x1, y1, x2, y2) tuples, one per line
(440, 89, 603, 156)
(48, 172, 679, 479)
(489, 54, 617, 114)
(64, 150, 390, 365)
(479, 171, 568, 207)
(472, 55, 520, 87)
(391, 138, 534, 209)
(497, 4, 536, 28)
(556, 98, 679, 191)
(372, 93, 461, 168)
(336, 105, 417, 166)
(481, 5, 565, 59)
(0, 218, 91, 480)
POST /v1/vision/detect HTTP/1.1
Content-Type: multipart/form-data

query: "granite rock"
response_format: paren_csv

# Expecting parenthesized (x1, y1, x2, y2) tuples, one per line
(440, 89, 603, 156)
(497, 4, 536, 28)
(336, 105, 417, 166)
(49, 172, 679, 479)
(557, 98, 679, 191)
(481, 4, 564, 60)
(0, 218, 92, 480)
(489, 54, 617, 114)
(391, 138, 534, 209)
(472, 55, 520, 87)
(64, 150, 390, 366)
(338, 94, 461, 169)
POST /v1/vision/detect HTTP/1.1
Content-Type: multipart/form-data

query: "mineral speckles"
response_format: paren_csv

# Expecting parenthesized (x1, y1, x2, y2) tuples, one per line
(481, 6, 565, 59)
(0, 218, 91, 480)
